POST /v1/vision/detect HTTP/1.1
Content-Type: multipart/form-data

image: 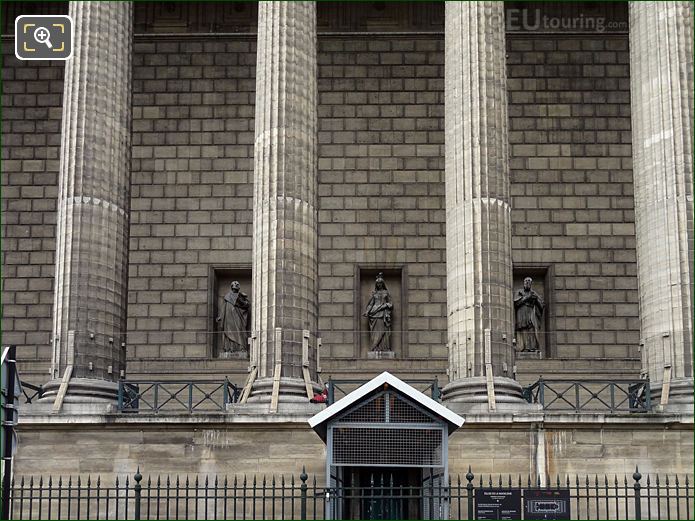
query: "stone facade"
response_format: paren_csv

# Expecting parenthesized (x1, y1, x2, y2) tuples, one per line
(129, 37, 257, 361)
(13, 415, 694, 479)
(1, 50, 62, 364)
(508, 34, 639, 360)
(2, 28, 643, 386)
(1, 0, 693, 501)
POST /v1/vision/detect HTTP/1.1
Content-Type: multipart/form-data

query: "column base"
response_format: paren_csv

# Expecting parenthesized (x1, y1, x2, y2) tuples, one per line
(39, 377, 120, 404)
(650, 377, 694, 414)
(442, 376, 539, 413)
(242, 376, 323, 414)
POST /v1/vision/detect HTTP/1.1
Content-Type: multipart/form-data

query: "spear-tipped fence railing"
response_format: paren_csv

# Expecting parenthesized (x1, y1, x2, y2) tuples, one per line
(8, 466, 692, 520)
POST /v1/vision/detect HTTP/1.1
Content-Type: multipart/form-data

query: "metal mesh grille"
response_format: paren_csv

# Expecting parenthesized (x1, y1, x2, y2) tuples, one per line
(332, 427, 442, 466)
(338, 396, 385, 423)
(390, 394, 436, 423)
(338, 392, 437, 424)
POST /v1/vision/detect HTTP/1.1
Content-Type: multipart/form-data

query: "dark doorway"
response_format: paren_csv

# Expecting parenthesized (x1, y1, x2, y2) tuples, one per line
(341, 467, 422, 520)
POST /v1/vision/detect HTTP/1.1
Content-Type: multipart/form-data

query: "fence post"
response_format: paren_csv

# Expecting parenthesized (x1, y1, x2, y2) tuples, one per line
(466, 466, 474, 520)
(633, 466, 642, 520)
(327, 377, 334, 405)
(223, 377, 229, 408)
(300, 466, 308, 520)
(117, 379, 124, 411)
(134, 467, 142, 520)
(1, 345, 18, 521)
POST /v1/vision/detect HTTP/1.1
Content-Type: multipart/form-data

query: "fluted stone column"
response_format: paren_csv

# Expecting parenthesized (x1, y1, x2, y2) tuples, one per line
(248, 2, 320, 404)
(629, 2, 694, 411)
(43, 2, 133, 402)
(442, 2, 526, 411)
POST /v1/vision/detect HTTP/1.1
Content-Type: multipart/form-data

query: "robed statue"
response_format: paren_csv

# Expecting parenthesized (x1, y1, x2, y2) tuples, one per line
(514, 277, 544, 352)
(216, 281, 250, 355)
(363, 272, 393, 351)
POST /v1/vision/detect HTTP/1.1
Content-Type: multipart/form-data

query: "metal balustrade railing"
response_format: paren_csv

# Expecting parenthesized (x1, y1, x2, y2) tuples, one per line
(523, 378, 651, 413)
(16, 377, 654, 414)
(18, 377, 654, 413)
(116, 379, 240, 413)
(7, 467, 692, 520)
(19, 381, 44, 404)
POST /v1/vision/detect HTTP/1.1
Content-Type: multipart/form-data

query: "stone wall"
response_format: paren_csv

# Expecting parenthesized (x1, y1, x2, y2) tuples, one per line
(507, 35, 639, 360)
(450, 421, 694, 478)
(316, 36, 446, 365)
(13, 416, 693, 480)
(128, 38, 257, 363)
(125, 35, 450, 380)
(2, 32, 640, 385)
(14, 420, 324, 477)
(0, 42, 63, 366)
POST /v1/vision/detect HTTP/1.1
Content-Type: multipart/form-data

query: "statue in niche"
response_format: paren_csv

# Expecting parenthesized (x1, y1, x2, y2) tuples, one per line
(514, 277, 544, 352)
(216, 281, 250, 356)
(363, 272, 393, 352)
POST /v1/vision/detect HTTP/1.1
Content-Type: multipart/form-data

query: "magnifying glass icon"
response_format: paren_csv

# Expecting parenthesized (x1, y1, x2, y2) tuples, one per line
(34, 26, 53, 49)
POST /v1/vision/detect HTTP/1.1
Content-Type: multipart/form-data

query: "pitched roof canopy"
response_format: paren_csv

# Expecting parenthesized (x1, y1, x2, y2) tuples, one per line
(308, 371, 464, 442)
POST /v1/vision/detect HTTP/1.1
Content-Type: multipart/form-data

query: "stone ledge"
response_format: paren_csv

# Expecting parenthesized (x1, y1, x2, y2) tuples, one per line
(462, 411, 694, 426)
(17, 408, 693, 427)
(17, 411, 317, 426)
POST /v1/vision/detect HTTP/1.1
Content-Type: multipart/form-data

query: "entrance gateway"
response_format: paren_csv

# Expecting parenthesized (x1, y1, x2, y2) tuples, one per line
(309, 372, 464, 520)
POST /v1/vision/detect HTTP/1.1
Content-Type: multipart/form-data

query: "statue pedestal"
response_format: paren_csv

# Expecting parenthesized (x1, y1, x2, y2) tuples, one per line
(367, 351, 396, 360)
(219, 351, 249, 360)
(516, 350, 543, 360)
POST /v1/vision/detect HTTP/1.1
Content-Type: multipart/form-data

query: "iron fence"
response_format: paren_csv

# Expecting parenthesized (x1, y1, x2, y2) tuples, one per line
(522, 378, 651, 413)
(326, 377, 441, 405)
(116, 379, 240, 413)
(7, 467, 692, 520)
